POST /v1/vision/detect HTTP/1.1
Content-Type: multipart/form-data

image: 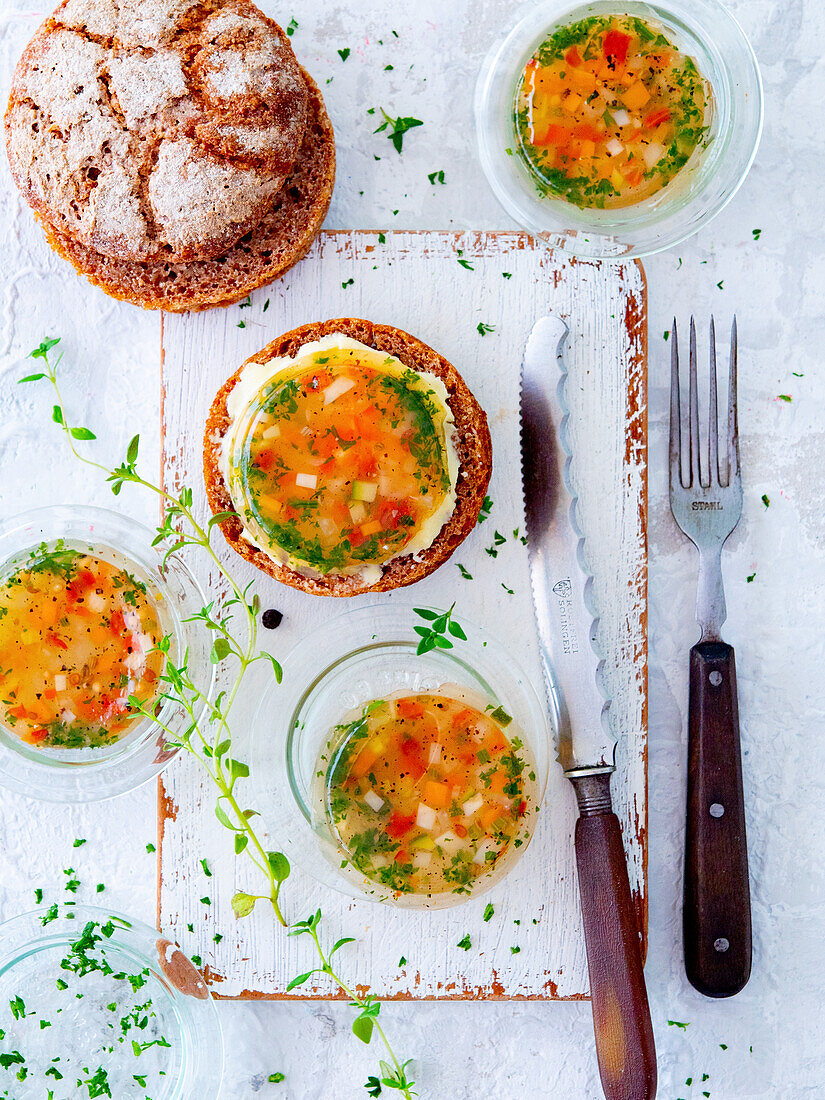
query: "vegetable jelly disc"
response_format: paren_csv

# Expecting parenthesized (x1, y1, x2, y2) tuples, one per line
(0, 541, 166, 749)
(223, 337, 458, 579)
(515, 13, 712, 209)
(316, 692, 538, 900)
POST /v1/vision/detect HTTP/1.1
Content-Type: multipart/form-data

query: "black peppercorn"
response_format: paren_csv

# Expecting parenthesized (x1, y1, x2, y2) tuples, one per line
(262, 608, 283, 629)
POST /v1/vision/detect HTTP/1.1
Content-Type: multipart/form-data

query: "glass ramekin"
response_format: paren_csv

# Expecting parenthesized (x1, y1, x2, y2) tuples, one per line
(475, 0, 763, 258)
(250, 604, 555, 909)
(0, 506, 213, 802)
(0, 904, 222, 1098)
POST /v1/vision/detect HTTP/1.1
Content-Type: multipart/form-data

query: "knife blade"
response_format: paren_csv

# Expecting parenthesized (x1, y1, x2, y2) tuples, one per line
(521, 315, 657, 1100)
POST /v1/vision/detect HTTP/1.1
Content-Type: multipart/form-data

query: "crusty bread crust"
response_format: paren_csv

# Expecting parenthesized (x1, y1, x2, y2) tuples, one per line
(203, 318, 493, 596)
(35, 68, 334, 311)
(5, 0, 309, 264)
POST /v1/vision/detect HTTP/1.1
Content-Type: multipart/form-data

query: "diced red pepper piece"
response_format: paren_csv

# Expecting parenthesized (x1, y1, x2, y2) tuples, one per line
(643, 107, 671, 128)
(48, 633, 68, 651)
(573, 122, 602, 143)
(603, 29, 631, 66)
(386, 812, 416, 840)
(564, 46, 582, 67)
(517, 800, 527, 817)
(532, 122, 570, 148)
(29, 727, 49, 743)
(397, 698, 424, 721)
(394, 849, 410, 864)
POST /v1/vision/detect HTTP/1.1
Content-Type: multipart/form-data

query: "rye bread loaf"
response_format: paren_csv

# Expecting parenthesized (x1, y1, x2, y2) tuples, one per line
(36, 69, 334, 311)
(5, 0, 309, 264)
(203, 318, 493, 596)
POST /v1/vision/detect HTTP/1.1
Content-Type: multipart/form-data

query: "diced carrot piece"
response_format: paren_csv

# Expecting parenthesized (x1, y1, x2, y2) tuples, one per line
(488, 771, 508, 797)
(567, 67, 596, 94)
(482, 727, 508, 755)
(452, 821, 468, 838)
(360, 520, 382, 537)
(422, 779, 449, 809)
(479, 803, 502, 830)
(351, 745, 379, 779)
(622, 82, 650, 110)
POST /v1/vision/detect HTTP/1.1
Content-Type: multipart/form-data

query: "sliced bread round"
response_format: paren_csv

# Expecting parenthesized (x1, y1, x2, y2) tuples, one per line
(203, 318, 493, 596)
(5, 0, 309, 264)
(36, 69, 334, 312)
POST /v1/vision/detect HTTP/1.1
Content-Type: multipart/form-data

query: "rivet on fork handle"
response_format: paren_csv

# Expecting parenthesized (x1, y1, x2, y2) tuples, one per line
(684, 642, 752, 998)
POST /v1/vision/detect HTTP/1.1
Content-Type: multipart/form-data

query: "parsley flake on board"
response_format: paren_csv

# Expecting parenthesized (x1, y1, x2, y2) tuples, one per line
(338, 47, 350, 61)
(761, 494, 770, 509)
(457, 934, 472, 950)
(483, 903, 495, 922)
(428, 170, 446, 185)
(286, 17, 297, 35)
(477, 322, 495, 336)
(372, 108, 423, 153)
(456, 563, 473, 580)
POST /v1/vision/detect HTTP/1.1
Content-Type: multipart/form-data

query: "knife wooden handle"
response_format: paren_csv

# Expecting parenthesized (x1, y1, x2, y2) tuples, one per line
(684, 642, 751, 998)
(570, 770, 657, 1100)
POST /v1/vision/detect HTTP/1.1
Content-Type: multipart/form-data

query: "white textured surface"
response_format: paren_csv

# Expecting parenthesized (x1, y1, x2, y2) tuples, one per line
(0, 0, 822, 1096)
(158, 231, 647, 1000)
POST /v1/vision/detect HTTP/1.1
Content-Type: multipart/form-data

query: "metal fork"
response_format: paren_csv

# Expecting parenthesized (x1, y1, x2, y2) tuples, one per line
(669, 317, 752, 999)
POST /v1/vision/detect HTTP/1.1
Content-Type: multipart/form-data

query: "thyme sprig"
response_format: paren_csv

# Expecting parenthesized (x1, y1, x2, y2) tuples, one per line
(20, 338, 416, 1100)
(412, 603, 466, 655)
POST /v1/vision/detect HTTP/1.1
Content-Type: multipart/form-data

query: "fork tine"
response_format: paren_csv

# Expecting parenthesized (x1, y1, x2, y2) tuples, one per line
(708, 317, 719, 486)
(727, 316, 740, 486)
(669, 317, 682, 489)
(689, 316, 701, 488)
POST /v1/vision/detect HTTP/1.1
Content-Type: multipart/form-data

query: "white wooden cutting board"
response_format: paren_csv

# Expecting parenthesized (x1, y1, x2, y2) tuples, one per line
(157, 230, 647, 1001)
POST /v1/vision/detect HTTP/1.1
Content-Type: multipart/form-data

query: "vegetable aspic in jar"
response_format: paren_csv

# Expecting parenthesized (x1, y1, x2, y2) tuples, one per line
(315, 690, 538, 902)
(515, 12, 712, 208)
(0, 541, 166, 748)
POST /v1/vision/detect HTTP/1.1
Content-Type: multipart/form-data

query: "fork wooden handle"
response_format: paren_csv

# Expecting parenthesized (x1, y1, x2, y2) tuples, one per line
(684, 642, 752, 997)
(570, 771, 657, 1100)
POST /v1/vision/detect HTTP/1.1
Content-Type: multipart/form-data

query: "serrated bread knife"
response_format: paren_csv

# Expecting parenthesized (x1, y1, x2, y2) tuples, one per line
(521, 316, 657, 1100)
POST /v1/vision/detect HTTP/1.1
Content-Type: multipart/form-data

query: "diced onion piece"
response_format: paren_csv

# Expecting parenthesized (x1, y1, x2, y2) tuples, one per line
(349, 502, 367, 524)
(54, 674, 67, 692)
(364, 789, 384, 813)
(412, 851, 432, 869)
(318, 517, 337, 538)
(427, 742, 442, 765)
(352, 481, 377, 502)
(462, 793, 484, 817)
(295, 472, 317, 490)
(606, 137, 624, 157)
(612, 108, 630, 126)
(642, 141, 665, 169)
(60, 709, 75, 724)
(262, 424, 281, 440)
(473, 838, 498, 866)
(323, 376, 356, 404)
(416, 803, 437, 830)
(434, 830, 462, 855)
(87, 592, 105, 612)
